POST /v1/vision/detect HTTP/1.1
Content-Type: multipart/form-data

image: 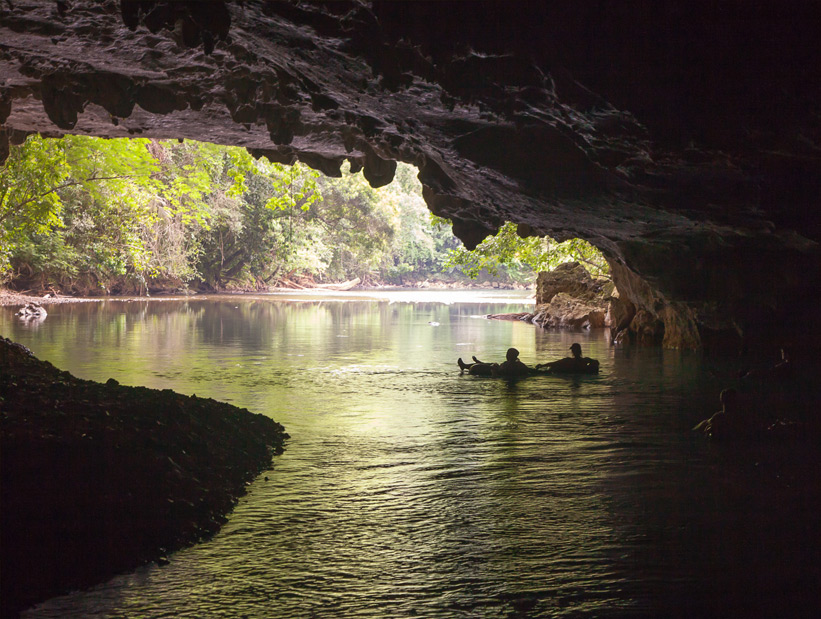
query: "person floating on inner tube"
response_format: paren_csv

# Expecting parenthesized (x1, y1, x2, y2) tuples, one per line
(457, 347, 531, 377)
(534, 343, 600, 374)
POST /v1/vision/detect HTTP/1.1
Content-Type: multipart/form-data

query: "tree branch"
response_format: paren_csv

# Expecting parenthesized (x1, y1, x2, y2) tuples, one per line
(572, 255, 611, 279)
(2, 173, 152, 220)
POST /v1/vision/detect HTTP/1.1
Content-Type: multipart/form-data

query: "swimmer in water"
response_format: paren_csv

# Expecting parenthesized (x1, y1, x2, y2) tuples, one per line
(534, 343, 600, 374)
(693, 388, 760, 439)
(458, 348, 530, 377)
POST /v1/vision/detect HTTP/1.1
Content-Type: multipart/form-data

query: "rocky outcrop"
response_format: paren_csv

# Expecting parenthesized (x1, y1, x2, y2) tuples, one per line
(0, 336, 289, 616)
(532, 292, 608, 330)
(535, 262, 610, 305)
(2, 1, 821, 349)
(488, 263, 611, 331)
(608, 296, 636, 343)
(531, 262, 611, 330)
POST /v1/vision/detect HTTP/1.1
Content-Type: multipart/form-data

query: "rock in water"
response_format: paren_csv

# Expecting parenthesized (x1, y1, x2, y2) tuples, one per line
(15, 302, 47, 320)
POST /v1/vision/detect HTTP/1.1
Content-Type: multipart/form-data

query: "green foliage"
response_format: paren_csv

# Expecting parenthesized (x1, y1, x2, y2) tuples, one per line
(0, 135, 160, 287)
(196, 161, 322, 288)
(372, 164, 458, 283)
(309, 161, 394, 280)
(444, 222, 609, 282)
(0, 136, 68, 245)
(1, 135, 608, 293)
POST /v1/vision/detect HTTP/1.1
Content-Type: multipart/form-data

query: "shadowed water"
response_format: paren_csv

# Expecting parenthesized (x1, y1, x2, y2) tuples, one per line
(3, 291, 819, 618)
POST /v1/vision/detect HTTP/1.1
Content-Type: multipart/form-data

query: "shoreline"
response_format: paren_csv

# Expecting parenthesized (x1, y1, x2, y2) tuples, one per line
(0, 282, 534, 308)
(0, 337, 289, 617)
(0, 289, 107, 307)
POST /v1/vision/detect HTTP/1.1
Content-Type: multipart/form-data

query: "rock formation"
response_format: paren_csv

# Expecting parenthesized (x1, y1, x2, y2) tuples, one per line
(532, 262, 610, 331)
(488, 263, 610, 331)
(531, 292, 609, 331)
(2, 1, 820, 349)
(0, 335, 289, 616)
(15, 301, 48, 320)
(535, 262, 610, 306)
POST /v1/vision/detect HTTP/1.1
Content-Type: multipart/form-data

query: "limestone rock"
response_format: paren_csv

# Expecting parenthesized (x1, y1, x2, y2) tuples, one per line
(608, 296, 636, 340)
(660, 303, 702, 350)
(530, 262, 611, 331)
(535, 262, 606, 305)
(628, 310, 664, 345)
(532, 293, 608, 330)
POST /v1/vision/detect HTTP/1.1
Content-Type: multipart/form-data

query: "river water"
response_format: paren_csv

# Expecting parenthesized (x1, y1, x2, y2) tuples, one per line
(3, 291, 819, 618)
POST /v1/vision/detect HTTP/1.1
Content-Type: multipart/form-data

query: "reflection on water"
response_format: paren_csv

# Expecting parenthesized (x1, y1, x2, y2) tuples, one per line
(2, 293, 819, 618)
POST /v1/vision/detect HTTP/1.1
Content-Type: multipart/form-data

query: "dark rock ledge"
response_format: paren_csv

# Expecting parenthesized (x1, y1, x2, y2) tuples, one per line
(0, 337, 288, 618)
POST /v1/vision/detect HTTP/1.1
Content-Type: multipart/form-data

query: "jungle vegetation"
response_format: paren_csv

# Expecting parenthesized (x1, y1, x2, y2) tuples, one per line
(0, 135, 608, 294)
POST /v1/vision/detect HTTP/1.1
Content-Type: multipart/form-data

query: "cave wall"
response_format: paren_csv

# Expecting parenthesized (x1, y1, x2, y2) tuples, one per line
(2, 1, 820, 349)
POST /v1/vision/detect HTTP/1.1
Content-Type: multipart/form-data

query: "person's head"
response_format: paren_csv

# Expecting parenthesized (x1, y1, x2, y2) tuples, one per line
(570, 343, 582, 358)
(506, 347, 520, 362)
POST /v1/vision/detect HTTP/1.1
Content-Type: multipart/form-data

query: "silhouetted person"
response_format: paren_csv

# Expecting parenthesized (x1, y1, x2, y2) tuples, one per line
(457, 355, 484, 373)
(693, 388, 759, 439)
(534, 343, 599, 374)
(458, 348, 530, 377)
(495, 347, 530, 377)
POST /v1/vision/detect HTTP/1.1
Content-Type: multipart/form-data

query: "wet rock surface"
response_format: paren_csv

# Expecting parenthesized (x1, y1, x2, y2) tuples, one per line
(488, 263, 610, 331)
(531, 293, 608, 331)
(14, 302, 47, 320)
(0, 336, 288, 618)
(1, 1, 821, 348)
(531, 263, 611, 330)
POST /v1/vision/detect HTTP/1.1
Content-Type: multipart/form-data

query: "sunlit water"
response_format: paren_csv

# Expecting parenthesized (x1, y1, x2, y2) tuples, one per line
(3, 291, 820, 618)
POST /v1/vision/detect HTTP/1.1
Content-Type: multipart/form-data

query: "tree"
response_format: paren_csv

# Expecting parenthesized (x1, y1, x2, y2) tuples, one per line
(1, 135, 278, 291)
(196, 159, 321, 288)
(443, 221, 609, 282)
(373, 163, 457, 283)
(0, 135, 160, 289)
(310, 161, 395, 281)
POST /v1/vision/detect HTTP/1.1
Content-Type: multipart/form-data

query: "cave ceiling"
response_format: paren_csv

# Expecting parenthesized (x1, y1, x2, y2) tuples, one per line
(2, 1, 821, 345)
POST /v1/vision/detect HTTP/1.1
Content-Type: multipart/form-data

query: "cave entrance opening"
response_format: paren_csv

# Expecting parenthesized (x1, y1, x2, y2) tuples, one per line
(0, 134, 609, 297)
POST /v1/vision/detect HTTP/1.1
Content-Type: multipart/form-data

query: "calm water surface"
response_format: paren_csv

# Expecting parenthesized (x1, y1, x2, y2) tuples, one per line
(3, 291, 819, 618)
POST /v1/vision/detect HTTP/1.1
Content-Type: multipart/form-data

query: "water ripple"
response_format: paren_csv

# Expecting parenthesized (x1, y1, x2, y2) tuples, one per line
(8, 300, 819, 618)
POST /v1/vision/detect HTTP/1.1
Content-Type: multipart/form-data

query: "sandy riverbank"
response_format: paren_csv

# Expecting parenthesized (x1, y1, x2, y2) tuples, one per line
(0, 280, 533, 308)
(0, 290, 105, 307)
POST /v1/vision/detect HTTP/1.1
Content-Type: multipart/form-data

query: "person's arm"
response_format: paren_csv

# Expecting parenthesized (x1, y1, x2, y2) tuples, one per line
(693, 415, 714, 433)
